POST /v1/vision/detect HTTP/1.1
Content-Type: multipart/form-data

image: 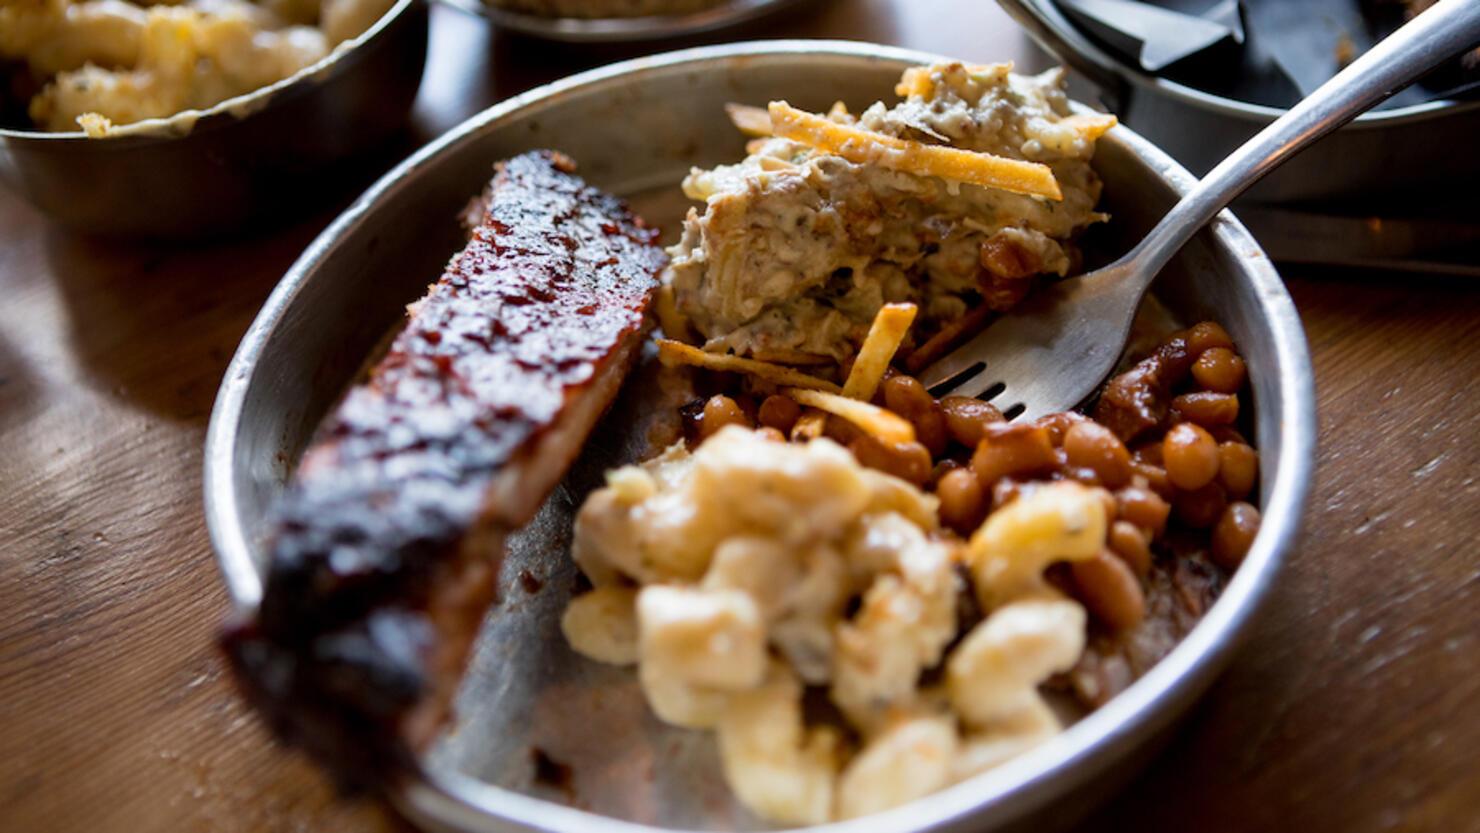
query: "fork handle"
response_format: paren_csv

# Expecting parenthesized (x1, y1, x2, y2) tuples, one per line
(1123, 0, 1480, 280)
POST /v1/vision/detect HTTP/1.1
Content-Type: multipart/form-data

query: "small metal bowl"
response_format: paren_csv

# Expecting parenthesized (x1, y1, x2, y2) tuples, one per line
(998, 0, 1480, 204)
(0, 0, 429, 239)
(441, 0, 811, 42)
(205, 40, 1315, 833)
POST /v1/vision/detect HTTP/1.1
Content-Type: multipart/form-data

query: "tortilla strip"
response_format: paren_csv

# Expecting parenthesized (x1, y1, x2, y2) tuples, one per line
(657, 339, 843, 394)
(783, 387, 917, 445)
(768, 100, 1062, 200)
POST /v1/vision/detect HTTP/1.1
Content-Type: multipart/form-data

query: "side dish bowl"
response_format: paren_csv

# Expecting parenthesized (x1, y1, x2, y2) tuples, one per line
(205, 40, 1315, 833)
(997, 0, 1480, 204)
(441, 0, 812, 42)
(0, 0, 428, 239)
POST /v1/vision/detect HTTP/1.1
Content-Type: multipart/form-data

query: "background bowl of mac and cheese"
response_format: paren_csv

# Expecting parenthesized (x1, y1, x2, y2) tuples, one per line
(0, 0, 428, 239)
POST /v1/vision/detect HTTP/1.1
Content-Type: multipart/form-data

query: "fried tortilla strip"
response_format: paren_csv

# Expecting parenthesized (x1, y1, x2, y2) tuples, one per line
(783, 387, 917, 445)
(768, 100, 1063, 200)
(793, 302, 917, 439)
(844, 302, 918, 400)
(222, 151, 666, 790)
(725, 102, 773, 137)
(658, 339, 843, 394)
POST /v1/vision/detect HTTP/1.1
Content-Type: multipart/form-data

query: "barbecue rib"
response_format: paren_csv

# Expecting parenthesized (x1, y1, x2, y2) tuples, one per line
(222, 150, 666, 788)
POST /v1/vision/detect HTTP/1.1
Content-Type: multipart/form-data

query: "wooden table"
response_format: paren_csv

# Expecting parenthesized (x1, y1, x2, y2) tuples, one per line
(2, 1, 1476, 830)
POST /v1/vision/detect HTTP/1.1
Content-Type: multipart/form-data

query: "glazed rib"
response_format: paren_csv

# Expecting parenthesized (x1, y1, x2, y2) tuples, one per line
(223, 151, 666, 787)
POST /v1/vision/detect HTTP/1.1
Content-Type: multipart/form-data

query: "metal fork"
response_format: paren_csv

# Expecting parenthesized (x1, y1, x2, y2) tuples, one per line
(919, 0, 1480, 420)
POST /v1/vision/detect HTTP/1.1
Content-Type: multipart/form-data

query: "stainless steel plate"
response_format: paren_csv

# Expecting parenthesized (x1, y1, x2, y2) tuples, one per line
(205, 40, 1315, 833)
(438, 0, 810, 42)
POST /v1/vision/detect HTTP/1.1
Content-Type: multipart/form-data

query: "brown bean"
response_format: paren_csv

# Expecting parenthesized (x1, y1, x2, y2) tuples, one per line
(1065, 466, 1102, 487)
(757, 394, 802, 433)
(1063, 421, 1133, 489)
(1116, 486, 1171, 539)
(970, 422, 1057, 488)
(937, 468, 987, 535)
(1173, 482, 1228, 529)
(700, 395, 751, 440)
(1108, 520, 1152, 576)
(850, 435, 932, 485)
(1218, 442, 1259, 500)
(929, 459, 964, 487)
(1171, 391, 1240, 427)
(1191, 347, 1247, 393)
(1035, 411, 1089, 447)
(1071, 550, 1145, 630)
(1208, 424, 1249, 445)
(1132, 440, 1164, 466)
(940, 396, 1005, 448)
(1211, 501, 1261, 569)
(732, 394, 759, 423)
(883, 374, 948, 458)
(1183, 321, 1235, 356)
(1130, 461, 1174, 498)
(824, 414, 863, 446)
(755, 426, 787, 442)
(1163, 423, 1220, 490)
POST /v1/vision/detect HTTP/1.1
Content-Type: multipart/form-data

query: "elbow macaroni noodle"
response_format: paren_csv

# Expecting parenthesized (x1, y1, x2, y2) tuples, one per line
(564, 427, 1111, 823)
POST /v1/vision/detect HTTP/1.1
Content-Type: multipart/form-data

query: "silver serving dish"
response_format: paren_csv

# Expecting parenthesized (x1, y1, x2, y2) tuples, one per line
(998, 0, 1480, 204)
(205, 40, 1315, 833)
(440, 0, 810, 42)
(0, 0, 428, 239)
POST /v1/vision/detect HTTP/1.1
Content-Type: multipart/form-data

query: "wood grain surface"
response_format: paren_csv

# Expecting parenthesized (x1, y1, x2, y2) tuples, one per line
(1, 2, 1476, 831)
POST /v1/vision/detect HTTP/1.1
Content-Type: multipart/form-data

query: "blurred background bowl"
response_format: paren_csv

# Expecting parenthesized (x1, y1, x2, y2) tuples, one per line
(998, 0, 1480, 206)
(0, 0, 429, 240)
(442, 0, 814, 42)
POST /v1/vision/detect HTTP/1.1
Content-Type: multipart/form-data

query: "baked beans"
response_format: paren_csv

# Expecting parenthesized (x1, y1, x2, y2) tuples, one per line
(1183, 321, 1235, 355)
(1036, 411, 1089, 447)
(1218, 442, 1259, 500)
(1063, 422, 1133, 489)
(1107, 520, 1152, 576)
(1173, 482, 1228, 529)
(939, 396, 1004, 448)
(700, 394, 752, 440)
(970, 422, 1057, 487)
(1163, 423, 1219, 490)
(1211, 501, 1260, 568)
(883, 374, 948, 457)
(850, 435, 932, 485)
(1171, 391, 1239, 427)
(1191, 347, 1246, 393)
(757, 394, 802, 434)
(937, 467, 987, 535)
(1071, 550, 1146, 630)
(1115, 485, 1171, 539)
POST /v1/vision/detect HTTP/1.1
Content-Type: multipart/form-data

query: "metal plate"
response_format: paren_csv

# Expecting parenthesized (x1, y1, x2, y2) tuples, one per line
(438, 0, 811, 42)
(204, 40, 1316, 833)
